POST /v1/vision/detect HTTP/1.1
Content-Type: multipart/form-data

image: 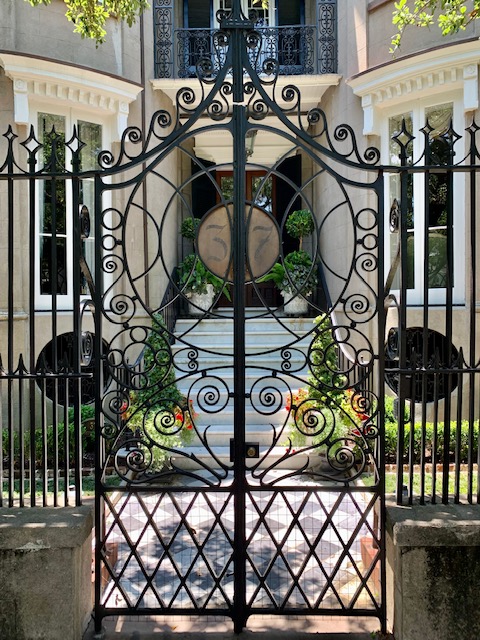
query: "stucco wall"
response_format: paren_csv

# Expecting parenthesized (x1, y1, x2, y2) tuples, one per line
(367, 0, 480, 69)
(0, 0, 142, 82)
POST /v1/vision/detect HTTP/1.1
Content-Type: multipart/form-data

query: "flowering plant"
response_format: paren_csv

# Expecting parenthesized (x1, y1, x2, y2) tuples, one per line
(173, 398, 197, 445)
(284, 387, 347, 448)
(339, 388, 370, 430)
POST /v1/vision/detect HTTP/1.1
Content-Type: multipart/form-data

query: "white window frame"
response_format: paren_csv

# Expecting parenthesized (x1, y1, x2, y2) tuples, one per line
(213, 0, 275, 26)
(32, 103, 112, 311)
(383, 92, 465, 306)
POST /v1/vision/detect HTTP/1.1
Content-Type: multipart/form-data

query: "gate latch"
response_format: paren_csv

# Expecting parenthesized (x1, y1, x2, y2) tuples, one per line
(229, 439, 260, 462)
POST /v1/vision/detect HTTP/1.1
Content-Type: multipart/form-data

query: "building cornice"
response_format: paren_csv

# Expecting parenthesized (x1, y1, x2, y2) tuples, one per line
(151, 74, 341, 114)
(347, 40, 480, 135)
(152, 74, 341, 164)
(0, 53, 143, 140)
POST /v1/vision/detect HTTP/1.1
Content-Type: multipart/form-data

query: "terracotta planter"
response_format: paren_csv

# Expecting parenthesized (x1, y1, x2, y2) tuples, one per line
(360, 535, 380, 593)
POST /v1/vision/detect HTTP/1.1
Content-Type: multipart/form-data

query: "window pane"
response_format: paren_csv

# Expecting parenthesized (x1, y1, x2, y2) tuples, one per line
(187, 0, 210, 28)
(278, 0, 301, 26)
(40, 236, 67, 295)
(389, 112, 414, 289)
(38, 113, 67, 296)
(78, 121, 102, 171)
(78, 121, 102, 295)
(220, 175, 234, 200)
(252, 175, 273, 213)
(39, 113, 66, 235)
(426, 103, 453, 288)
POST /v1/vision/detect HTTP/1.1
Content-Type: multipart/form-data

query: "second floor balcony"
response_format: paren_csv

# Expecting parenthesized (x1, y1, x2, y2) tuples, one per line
(153, 0, 337, 80)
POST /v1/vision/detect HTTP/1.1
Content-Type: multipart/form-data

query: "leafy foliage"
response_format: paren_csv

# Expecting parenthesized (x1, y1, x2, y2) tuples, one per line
(130, 314, 183, 412)
(258, 250, 317, 295)
(180, 217, 201, 241)
(3, 404, 96, 469)
(391, 0, 480, 52)
(26, 0, 149, 44)
(284, 314, 349, 449)
(385, 417, 480, 464)
(178, 253, 231, 299)
(124, 314, 196, 470)
(285, 209, 314, 250)
(307, 314, 347, 408)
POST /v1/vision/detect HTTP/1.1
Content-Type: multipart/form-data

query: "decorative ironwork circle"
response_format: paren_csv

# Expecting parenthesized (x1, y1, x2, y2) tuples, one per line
(385, 327, 459, 402)
(196, 202, 280, 283)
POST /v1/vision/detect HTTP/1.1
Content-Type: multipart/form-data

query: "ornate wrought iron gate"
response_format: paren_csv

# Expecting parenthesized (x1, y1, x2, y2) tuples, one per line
(93, 1, 385, 634)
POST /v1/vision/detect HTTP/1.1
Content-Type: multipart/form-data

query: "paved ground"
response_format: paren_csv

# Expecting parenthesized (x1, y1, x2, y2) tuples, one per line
(88, 473, 385, 639)
(83, 614, 381, 639)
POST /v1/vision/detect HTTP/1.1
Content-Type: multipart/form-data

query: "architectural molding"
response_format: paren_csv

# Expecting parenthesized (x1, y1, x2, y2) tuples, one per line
(152, 74, 340, 115)
(192, 117, 295, 165)
(347, 40, 480, 135)
(153, 74, 340, 165)
(0, 53, 143, 140)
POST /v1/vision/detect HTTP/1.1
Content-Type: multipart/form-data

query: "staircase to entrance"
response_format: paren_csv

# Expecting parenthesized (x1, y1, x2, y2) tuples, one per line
(172, 308, 314, 471)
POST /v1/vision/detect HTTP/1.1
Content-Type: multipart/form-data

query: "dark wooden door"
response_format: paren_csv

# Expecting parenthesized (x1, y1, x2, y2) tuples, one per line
(216, 170, 279, 307)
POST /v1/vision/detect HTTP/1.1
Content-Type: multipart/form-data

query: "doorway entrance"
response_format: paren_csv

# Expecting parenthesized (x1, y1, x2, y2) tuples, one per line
(216, 170, 280, 307)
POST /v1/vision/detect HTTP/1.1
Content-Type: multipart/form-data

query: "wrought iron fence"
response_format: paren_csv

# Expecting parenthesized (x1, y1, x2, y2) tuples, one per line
(384, 117, 480, 506)
(3, 116, 480, 510)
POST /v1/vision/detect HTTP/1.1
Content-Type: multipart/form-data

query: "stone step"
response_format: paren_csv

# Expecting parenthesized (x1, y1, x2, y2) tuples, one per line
(171, 445, 309, 471)
(172, 311, 314, 471)
(188, 405, 290, 426)
(185, 423, 285, 447)
(175, 315, 314, 335)
(172, 331, 312, 349)
(175, 370, 309, 398)
(172, 349, 309, 372)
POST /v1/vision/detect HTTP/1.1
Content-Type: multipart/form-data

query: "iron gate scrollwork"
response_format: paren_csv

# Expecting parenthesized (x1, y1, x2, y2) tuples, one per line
(94, 1, 385, 634)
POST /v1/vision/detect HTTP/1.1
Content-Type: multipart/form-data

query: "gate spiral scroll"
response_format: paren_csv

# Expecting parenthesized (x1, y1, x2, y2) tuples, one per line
(94, 0, 385, 632)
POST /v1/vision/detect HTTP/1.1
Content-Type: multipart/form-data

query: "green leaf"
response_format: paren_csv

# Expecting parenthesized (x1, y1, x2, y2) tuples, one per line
(26, 0, 150, 44)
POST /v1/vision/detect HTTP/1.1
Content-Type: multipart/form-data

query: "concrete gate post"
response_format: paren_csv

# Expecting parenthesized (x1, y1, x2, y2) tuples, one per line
(0, 505, 93, 640)
(386, 500, 480, 640)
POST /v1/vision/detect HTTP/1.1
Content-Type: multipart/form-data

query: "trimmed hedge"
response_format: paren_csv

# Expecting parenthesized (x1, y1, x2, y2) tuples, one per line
(384, 418, 479, 464)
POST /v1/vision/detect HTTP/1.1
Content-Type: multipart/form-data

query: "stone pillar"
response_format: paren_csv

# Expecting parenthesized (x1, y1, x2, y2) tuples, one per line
(0, 506, 93, 640)
(386, 501, 480, 640)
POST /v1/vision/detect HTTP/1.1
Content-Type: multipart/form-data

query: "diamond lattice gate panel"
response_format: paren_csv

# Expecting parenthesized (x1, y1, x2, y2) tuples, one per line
(93, 0, 385, 634)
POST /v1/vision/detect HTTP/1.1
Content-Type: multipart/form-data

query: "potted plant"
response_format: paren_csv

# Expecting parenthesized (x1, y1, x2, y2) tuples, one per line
(258, 208, 316, 314)
(285, 208, 315, 251)
(178, 253, 230, 315)
(258, 249, 317, 315)
(180, 217, 201, 242)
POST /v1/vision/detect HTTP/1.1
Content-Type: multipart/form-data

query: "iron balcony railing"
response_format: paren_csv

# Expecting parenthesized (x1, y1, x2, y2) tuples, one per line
(154, 27, 338, 78)
(173, 25, 317, 79)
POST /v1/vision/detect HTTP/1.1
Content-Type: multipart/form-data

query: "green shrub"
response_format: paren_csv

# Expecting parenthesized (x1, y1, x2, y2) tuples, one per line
(307, 314, 347, 408)
(177, 253, 231, 299)
(285, 209, 314, 250)
(180, 217, 201, 240)
(285, 314, 349, 449)
(125, 314, 196, 471)
(384, 418, 479, 464)
(2, 403, 96, 470)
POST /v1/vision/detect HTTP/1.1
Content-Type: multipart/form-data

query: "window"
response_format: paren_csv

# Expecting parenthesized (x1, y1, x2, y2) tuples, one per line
(36, 110, 103, 309)
(212, 0, 273, 26)
(386, 99, 464, 305)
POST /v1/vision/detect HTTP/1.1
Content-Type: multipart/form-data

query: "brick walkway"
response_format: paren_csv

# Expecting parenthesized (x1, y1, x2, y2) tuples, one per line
(83, 614, 380, 639)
